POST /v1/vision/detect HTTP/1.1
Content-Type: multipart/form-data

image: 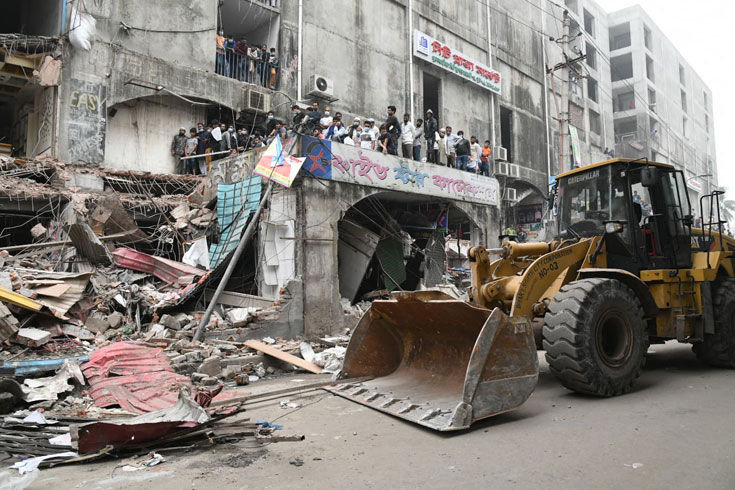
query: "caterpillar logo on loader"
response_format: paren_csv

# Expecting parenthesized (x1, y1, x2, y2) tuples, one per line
(333, 158, 735, 431)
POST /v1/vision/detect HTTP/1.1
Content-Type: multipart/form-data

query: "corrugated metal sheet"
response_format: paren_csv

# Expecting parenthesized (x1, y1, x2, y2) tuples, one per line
(33, 272, 91, 319)
(112, 248, 204, 286)
(209, 176, 262, 268)
(376, 237, 406, 292)
(82, 341, 193, 414)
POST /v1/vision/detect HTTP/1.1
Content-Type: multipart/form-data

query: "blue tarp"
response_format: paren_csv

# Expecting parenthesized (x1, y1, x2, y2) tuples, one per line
(209, 175, 262, 268)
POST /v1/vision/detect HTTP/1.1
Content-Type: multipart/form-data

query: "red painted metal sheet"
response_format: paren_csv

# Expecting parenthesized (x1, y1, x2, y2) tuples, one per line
(75, 420, 197, 453)
(112, 248, 203, 286)
(82, 342, 193, 414)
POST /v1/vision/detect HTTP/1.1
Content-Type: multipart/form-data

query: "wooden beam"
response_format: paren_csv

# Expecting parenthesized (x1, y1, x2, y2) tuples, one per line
(244, 340, 323, 374)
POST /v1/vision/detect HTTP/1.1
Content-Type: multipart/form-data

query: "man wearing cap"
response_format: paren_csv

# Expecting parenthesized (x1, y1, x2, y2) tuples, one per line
(347, 116, 362, 141)
(423, 109, 438, 163)
(170, 127, 188, 174)
(366, 118, 379, 142)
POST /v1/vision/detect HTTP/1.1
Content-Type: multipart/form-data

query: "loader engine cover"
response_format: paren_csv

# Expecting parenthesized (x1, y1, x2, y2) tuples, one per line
(334, 291, 539, 431)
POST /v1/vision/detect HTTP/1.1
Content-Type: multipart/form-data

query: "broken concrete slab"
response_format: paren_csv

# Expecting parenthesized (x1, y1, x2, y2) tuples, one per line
(60, 324, 95, 340)
(85, 316, 110, 334)
(14, 327, 52, 347)
(30, 223, 47, 239)
(107, 311, 123, 329)
(225, 307, 258, 328)
(197, 356, 222, 377)
(0, 303, 20, 343)
(159, 314, 182, 331)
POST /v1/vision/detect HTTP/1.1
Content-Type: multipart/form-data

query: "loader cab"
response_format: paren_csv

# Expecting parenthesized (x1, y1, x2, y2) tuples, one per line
(556, 159, 692, 273)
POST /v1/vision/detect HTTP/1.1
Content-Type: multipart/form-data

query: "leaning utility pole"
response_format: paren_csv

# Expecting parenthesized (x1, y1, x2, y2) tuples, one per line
(560, 9, 570, 174)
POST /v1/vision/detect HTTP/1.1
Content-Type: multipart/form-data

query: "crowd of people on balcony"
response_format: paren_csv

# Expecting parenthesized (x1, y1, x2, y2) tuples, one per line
(171, 102, 494, 177)
(215, 31, 277, 89)
(290, 103, 493, 177)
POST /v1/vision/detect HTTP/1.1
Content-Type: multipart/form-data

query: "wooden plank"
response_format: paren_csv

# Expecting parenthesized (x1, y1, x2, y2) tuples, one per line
(34, 284, 72, 298)
(244, 340, 323, 374)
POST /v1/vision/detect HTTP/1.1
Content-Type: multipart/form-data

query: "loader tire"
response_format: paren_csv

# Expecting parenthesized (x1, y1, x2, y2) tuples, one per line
(543, 278, 648, 396)
(693, 278, 735, 367)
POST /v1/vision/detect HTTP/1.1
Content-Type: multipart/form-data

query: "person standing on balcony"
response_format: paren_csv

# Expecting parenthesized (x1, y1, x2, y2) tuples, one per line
(268, 47, 278, 89)
(291, 105, 306, 132)
(235, 38, 249, 81)
(265, 111, 277, 136)
(366, 118, 379, 142)
(413, 118, 423, 162)
(377, 125, 391, 154)
(259, 44, 268, 86)
(384, 106, 401, 156)
(319, 106, 333, 137)
(437, 128, 448, 166)
(196, 123, 211, 175)
(469, 136, 481, 173)
(480, 140, 492, 176)
(445, 126, 459, 168)
(359, 125, 375, 150)
(423, 109, 437, 163)
(454, 131, 470, 171)
(400, 113, 415, 159)
(216, 31, 226, 75)
(224, 36, 236, 78)
(170, 127, 188, 174)
(248, 44, 259, 84)
(185, 128, 199, 175)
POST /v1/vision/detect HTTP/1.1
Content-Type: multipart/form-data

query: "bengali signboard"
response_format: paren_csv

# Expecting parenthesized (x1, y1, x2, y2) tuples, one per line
(301, 136, 499, 206)
(413, 30, 501, 95)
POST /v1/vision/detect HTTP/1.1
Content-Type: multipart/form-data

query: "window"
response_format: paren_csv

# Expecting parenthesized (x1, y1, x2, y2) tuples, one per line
(645, 55, 655, 83)
(703, 91, 708, 112)
(589, 110, 601, 135)
(705, 114, 710, 134)
(649, 116, 659, 140)
(648, 88, 656, 113)
(680, 89, 687, 113)
(609, 23, 631, 51)
(682, 116, 688, 137)
(643, 25, 652, 50)
(611, 53, 634, 81)
(585, 42, 597, 69)
(679, 64, 686, 86)
(583, 9, 595, 37)
(565, 0, 579, 14)
(587, 78, 598, 103)
(614, 90, 635, 112)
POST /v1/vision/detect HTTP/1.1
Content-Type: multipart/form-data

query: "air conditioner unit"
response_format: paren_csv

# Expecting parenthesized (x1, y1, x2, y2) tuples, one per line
(504, 188, 518, 202)
(509, 164, 521, 178)
(495, 161, 510, 176)
(245, 89, 271, 113)
(308, 74, 334, 98)
(495, 146, 508, 161)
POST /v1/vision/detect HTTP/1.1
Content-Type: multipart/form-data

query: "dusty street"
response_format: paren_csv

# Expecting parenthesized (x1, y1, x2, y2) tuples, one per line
(33, 342, 735, 490)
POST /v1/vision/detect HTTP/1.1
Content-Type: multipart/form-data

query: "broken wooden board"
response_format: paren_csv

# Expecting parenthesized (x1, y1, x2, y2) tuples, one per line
(34, 284, 72, 298)
(244, 340, 323, 374)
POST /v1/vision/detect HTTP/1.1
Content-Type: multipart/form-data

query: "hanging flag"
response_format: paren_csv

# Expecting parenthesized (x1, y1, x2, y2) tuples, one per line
(253, 136, 306, 187)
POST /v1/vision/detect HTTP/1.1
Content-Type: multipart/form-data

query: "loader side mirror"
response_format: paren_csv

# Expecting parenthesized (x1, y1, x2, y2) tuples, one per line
(641, 166, 658, 187)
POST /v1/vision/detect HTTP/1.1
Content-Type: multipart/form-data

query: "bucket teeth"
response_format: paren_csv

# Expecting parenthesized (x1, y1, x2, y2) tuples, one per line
(380, 397, 405, 408)
(420, 408, 450, 421)
(351, 387, 368, 396)
(364, 392, 381, 402)
(398, 403, 421, 414)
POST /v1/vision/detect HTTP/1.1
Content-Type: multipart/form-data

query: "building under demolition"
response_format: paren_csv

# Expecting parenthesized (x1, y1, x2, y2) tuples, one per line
(0, 0, 719, 339)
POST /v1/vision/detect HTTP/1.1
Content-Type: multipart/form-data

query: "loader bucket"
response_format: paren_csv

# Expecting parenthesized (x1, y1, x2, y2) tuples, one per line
(333, 291, 539, 431)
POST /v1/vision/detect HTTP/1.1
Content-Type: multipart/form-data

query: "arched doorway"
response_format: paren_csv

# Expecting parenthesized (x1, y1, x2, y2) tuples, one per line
(336, 190, 481, 304)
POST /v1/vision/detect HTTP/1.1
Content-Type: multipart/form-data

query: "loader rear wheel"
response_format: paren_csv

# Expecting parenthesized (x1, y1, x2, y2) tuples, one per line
(693, 278, 735, 367)
(543, 278, 648, 396)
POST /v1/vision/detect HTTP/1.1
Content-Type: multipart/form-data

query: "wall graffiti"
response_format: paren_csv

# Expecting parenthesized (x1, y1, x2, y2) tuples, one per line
(300, 136, 499, 206)
(67, 78, 107, 164)
(35, 87, 56, 156)
(280, 55, 299, 84)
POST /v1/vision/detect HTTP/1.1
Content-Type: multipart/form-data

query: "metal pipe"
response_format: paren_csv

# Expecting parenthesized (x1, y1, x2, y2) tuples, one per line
(297, 0, 303, 101)
(540, 0, 552, 185)
(408, 0, 415, 116)
(193, 181, 274, 342)
(486, 0, 496, 148)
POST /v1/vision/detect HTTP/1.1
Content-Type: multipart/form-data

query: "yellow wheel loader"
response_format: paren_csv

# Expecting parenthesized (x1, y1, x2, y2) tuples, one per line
(335, 158, 735, 431)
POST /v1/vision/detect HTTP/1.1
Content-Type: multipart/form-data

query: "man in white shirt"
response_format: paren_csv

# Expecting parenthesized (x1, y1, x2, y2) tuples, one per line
(359, 126, 375, 150)
(400, 113, 415, 159)
(366, 118, 379, 141)
(319, 105, 333, 137)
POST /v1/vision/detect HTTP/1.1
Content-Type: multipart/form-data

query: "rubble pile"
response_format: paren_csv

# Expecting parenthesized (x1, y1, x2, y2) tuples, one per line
(0, 154, 350, 474)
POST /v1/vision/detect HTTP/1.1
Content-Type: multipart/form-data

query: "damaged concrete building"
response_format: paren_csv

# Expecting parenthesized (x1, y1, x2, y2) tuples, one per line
(0, 0, 719, 341)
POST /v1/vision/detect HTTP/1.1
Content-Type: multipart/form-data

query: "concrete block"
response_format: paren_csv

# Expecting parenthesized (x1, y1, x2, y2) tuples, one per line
(85, 316, 110, 334)
(107, 311, 123, 329)
(197, 356, 222, 377)
(14, 327, 52, 347)
(64, 173, 105, 192)
(159, 314, 182, 331)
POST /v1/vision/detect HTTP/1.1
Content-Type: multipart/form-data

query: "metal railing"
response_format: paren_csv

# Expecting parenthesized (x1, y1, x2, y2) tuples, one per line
(216, 50, 278, 89)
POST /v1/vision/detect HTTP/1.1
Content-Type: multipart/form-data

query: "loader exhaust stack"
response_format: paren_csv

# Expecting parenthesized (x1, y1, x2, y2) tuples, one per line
(334, 291, 539, 431)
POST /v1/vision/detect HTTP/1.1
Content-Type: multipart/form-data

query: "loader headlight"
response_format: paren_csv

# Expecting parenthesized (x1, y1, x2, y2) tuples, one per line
(605, 222, 625, 234)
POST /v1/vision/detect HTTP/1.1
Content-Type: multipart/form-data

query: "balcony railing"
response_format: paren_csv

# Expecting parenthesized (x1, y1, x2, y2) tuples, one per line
(216, 50, 278, 90)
